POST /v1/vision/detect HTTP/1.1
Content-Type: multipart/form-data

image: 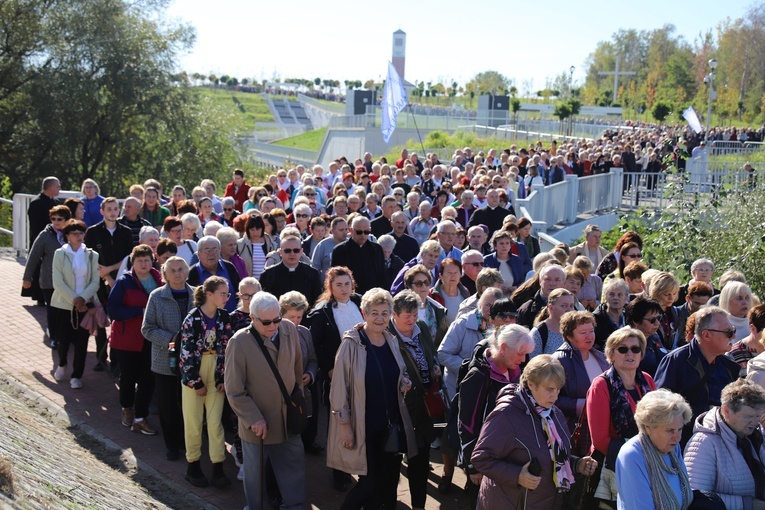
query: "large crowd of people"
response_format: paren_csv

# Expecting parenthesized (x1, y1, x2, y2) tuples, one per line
(21, 128, 765, 510)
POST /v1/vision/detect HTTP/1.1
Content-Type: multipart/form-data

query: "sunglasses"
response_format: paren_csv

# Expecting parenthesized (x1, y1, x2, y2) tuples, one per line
(304, 193, 317, 197)
(707, 328, 737, 339)
(624, 252, 643, 258)
(411, 280, 430, 288)
(295, 213, 309, 218)
(642, 315, 663, 324)
(50, 217, 65, 221)
(495, 312, 518, 320)
(616, 345, 642, 354)
(354, 229, 371, 235)
(257, 316, 283, 326)
(282, 248, 302, 254)
(223, 208, 233, 212)
(465, 262, 484, 267)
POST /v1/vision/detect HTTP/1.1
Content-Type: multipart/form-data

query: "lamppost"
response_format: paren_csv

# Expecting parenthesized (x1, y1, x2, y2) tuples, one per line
(569, 66, 575, 98)
(705, 58, 717, 142)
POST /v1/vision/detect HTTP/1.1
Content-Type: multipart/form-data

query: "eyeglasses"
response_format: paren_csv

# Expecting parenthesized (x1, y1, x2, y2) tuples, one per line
(239, 292, 255, 299)
(295, 213, 310, 218)
(218, 292, 232, 298)
(200, 248, 219, 254)
(616, 345, 642, 354)
(411, 280, 430, 288)
(168, 227, 182, 234)
(304, 193, 317, 197)
(223, 208, 233, 212)
(707, 327, 737, 339)
(624, 252, 642, 259)
(354, 229, 371, 235)
(495, 312, 518, 320)
(642, 315, 663, 324)
(465, 262, 485, 267)
(50, 217, 65, 222)
(257, 316, 282, 326)
(282, 248, 302, 254)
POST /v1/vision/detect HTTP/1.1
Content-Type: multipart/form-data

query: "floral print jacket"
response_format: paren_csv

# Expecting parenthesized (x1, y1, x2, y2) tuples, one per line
(179, 307, 233, 390)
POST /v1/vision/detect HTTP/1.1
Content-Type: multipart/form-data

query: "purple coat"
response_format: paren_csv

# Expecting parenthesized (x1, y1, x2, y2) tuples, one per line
(472, 384, 579, 510)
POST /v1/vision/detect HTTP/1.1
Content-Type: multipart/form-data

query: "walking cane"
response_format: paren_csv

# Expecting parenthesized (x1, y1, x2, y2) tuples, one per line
(259, 435, 264, 510)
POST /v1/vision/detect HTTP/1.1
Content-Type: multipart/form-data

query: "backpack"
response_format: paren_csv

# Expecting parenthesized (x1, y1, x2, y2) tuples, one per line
(537, 322, 549, 352)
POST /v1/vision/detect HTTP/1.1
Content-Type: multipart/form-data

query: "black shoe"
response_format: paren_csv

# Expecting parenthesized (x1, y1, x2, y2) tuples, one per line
(185, 460, 209, 488)
(210, 462, 231, 488)
(438, 474, 453, 494)
(166, 449, 180, 461)
(50, 340, 57, 350)
(93, 363, 105, 372)
(305, 442, 324, 455)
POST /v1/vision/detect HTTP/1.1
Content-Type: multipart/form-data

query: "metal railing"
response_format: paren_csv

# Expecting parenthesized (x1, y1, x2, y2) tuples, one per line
(577, 173, 616, 215)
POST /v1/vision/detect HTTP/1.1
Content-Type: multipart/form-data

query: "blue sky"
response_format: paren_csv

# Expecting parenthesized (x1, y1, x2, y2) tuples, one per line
(167, 0, 751, 92)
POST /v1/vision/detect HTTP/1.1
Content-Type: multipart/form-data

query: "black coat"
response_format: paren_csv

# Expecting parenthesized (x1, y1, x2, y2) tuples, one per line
(384, 254, 406, 291)
(468, 205, 512, 234)
(331, 240, 386, 295)
(308, 294, 363, 375)
(259, 261, 322, 308)
(391, 233, 419, 264)
(516, 291, 547, 329)
(27, 193, 59, 245)
(370, 214, 393, 239)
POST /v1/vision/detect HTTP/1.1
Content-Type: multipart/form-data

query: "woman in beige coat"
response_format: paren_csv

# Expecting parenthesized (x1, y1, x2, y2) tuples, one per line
(327, 288, 417, 510)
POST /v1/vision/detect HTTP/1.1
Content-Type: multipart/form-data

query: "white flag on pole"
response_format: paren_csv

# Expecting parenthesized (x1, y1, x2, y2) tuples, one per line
(381, 62, 408, 144)
(683, 106, 703, 134)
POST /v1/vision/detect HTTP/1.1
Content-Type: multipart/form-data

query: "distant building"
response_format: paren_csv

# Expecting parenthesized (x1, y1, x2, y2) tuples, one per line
(392, 29, 406, 81)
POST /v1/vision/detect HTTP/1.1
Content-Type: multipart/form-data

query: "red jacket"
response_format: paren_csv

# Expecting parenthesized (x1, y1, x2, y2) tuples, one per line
(107, 268, 162, 352)
(225, 182, 251, 211)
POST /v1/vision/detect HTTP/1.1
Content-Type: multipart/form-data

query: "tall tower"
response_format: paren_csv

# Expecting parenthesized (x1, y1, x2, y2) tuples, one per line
(392, 29, 406, 80)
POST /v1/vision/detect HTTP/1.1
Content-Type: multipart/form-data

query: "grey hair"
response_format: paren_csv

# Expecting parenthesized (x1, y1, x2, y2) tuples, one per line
(196, 235, 221, 251)
(180, 212, 201, 230)
(216, 226, 239, 245)
(489, 324, 534, 353)
(721, 378, 765, 412)
(419, 240, 441, 255)
(351, 215, 370, 228)
(42, 176, 60, 191)
(377, 234, 397, 251)
(249, 291, 280, 318)
(719, 281, 752, 313)
(381, 195, 398, 207)
(221, 196, 235, 208)
(478, 287, 504, 307)
(203, 221, 223, 237)
(360, 288, 394, 314)
(279, 291, 310, 314)
(634, 389, 692, 434)
(280, 226, 301, 239)
(437, 220, 457, 234)
(293, 203, 312, 216)
(694, 305, 728, 338)
(393, 290, 422, 315)
(138, 226, 159, 242)
(691, 258, 714, 272)
(461, 249, 483, 264)
(461, 190, 474, 201)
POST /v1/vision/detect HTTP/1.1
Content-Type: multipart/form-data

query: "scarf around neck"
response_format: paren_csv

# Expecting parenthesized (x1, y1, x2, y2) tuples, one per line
(605, 366, 652, 440)
(524, 388, 574, 491)
(639, 433, 692, 510)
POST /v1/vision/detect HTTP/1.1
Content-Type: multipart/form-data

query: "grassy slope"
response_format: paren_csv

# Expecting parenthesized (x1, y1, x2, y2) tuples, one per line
(271, 128, 327, 152)
(196, 87, 274, 133)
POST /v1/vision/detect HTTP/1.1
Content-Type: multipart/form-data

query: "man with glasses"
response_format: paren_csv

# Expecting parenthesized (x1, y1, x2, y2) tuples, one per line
(187, 236, 241, 312)
(655, 305, 741, 446)
(259, 235, 321, 309)
(331, 216, 385, 294)
(436, 220, 463, 265)
(460, 250, 484, 295)
(225, 291, 306, 510)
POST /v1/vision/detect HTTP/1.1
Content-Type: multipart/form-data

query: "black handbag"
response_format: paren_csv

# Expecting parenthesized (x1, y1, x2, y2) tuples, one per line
(250, 326, 307, 435)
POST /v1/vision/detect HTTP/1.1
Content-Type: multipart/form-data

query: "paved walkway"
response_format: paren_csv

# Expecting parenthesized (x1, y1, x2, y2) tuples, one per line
(0, 255, 469, 509)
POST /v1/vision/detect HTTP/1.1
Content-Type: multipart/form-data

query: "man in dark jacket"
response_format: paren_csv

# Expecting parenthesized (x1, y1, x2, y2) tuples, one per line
(370, 195, 397, 239)
(389, 211, 419, 264)
(468, 189, 512, 234)
(259, 235, 322, 308)
(117, 197, 151, 246)
(84, 196, 133, 371)
(187, 235, 241, 312)
(331, 216, 385, 294)
(655, 306, 741, 446)
(516, 265, 566, 328)
(28, 176, 61, 245)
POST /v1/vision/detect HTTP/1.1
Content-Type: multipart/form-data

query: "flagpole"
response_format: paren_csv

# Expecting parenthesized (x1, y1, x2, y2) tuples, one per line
(407, 103, 426, 155)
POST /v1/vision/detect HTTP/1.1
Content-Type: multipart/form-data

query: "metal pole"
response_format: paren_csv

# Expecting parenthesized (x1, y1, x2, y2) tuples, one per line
(706, 78, 712, 142)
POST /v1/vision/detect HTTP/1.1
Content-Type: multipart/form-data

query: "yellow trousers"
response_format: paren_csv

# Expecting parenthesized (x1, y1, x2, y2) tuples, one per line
(181, 353, 225, 463)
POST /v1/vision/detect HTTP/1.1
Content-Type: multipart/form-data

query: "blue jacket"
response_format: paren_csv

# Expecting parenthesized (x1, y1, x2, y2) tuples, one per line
(654, 337, 739, 444)
(82, 195, 104, 227)
(552, 340, 609, 431)
(483, 252, 525, 286)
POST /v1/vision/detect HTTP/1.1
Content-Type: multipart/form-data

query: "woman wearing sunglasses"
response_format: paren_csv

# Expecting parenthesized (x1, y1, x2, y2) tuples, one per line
(583, 327, 656, 508)
(626, 296, 669, 377)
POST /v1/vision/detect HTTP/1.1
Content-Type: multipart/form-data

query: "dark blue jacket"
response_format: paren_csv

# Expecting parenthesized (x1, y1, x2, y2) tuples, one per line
(483, 252, 525, 287)
(552, 340, 609, 431)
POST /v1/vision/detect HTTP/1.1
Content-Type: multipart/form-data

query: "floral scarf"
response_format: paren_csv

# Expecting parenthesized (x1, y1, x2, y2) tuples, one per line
(524, 388, 575, 491)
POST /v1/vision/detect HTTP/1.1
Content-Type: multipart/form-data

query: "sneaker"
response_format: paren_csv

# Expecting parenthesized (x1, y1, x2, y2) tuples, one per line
(227, 442, 242, 467)
(430, 437, 441, 449)
(53, 365, 66, 381)
(237, 465, 245, 481)
(70, 378, 83, 389)
(121, 408, 134, 427)
(131, 419, 157, 436)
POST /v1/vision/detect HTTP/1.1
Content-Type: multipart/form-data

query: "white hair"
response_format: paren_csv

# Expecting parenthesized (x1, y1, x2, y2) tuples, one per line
(249, 291, 280, 318)
(197, 235, 221, 251)
(378, 234, 397, 251)
(138, 226, 159, 242)
(203, 221, 223, 237)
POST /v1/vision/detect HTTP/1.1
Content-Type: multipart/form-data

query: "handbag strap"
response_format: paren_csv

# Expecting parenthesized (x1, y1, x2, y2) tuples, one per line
(249, 326, 294, 406)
